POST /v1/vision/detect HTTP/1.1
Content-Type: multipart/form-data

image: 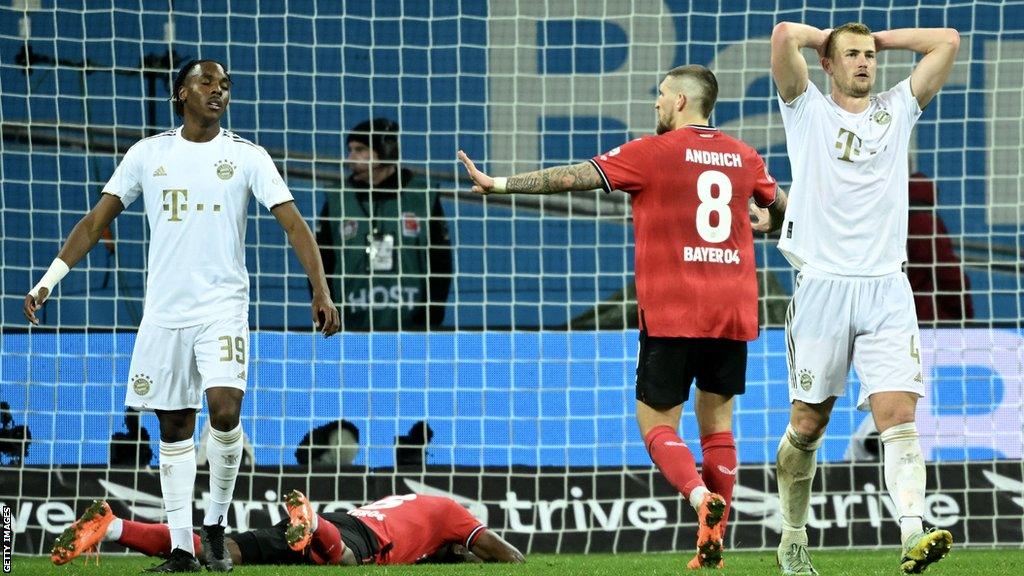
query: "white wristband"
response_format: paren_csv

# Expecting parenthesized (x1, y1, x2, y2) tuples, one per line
(29, 258, 70, 299)
(492, 177, 508, 194)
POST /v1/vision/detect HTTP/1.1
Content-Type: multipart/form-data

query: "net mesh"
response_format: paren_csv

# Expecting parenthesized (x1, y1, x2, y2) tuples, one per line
(1, 0, 1021, 555)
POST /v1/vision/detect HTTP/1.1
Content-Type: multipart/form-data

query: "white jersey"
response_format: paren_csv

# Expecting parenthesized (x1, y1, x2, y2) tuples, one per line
(103, 127, 293, 327)
(777, 78, 922, 276)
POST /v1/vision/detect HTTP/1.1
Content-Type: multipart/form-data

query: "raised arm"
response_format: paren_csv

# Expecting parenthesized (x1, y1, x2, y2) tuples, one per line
(457, 150, 602, 195)
(873, 28, 960, 109)
(23, 193, 125, 325)
(271, 201, 341, 336)
(771, 22, 830, 104)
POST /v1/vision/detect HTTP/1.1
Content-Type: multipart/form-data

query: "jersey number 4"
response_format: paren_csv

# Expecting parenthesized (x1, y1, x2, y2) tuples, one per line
(695, 170, 732, 243)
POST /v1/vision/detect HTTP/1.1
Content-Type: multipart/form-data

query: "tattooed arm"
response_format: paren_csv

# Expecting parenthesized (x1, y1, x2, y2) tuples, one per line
(457, 150, 602, 195)
(505, 162, 603, 194)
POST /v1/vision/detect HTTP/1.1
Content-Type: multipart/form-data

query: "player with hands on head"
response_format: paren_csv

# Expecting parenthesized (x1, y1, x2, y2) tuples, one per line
(769, 20, 959, 576)
(25, 58, 340, 572)
(460, 64, 787, 570)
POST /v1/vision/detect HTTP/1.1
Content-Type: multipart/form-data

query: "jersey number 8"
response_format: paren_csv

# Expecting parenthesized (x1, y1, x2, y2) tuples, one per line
(695, 170, 732, 243)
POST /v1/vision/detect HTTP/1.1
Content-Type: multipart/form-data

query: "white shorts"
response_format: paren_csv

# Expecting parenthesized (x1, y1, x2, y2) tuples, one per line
(785, 269, 925, 410)
(126, 315, 249, 411)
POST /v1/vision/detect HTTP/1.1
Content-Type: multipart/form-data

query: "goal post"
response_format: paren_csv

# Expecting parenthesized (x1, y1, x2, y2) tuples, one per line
(1, 0, 1021, 556)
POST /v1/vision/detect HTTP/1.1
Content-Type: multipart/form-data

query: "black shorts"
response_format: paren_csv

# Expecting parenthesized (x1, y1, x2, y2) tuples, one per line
(230, 512, 380, 566)
(635, 332, 746, 408)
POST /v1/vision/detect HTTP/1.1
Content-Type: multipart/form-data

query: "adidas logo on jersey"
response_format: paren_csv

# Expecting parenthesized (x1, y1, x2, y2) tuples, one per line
(153, 166, 167, 177)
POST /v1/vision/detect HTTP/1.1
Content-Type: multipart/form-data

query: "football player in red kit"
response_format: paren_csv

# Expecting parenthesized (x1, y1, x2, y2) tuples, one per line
(52, 491, 524, 568)
(458, 64, 787, 569)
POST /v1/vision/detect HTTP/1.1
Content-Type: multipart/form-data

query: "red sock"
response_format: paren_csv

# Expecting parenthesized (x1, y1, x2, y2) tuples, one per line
(701, 431, 738, 533)
(308, 515, 345, 565)
(117, 521, 201, 558)
(644, 425, 704, 498)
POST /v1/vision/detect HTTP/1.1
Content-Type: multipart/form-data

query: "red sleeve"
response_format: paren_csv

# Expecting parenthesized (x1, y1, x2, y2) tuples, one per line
(749, 151, 777, 208)
(590, 137, 654, 194)
(442, 500, 486, 548)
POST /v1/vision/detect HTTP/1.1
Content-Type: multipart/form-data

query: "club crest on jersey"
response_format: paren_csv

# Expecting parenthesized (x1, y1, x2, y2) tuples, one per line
(215, 160, 236, 180)
(797, 369, 814, 391)
(343, 219, 359, 240)
(132, 373, 152, 396)
(873, 109, 891, 125)
(402, 212, 421, 237)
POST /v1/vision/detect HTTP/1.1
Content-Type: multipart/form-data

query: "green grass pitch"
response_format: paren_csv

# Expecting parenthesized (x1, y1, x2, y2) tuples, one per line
(13, 549, 1022, 575)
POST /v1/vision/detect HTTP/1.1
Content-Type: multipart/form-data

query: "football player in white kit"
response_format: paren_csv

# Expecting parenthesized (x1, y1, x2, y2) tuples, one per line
(769, 22, 960, 575)
(24, 59, 341, 572)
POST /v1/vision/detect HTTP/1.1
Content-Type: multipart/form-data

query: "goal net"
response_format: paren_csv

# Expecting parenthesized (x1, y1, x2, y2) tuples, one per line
(1, 0, 1021, 557)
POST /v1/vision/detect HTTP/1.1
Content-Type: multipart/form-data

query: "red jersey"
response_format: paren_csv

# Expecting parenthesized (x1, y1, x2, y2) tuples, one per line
(348, 494, 486, 565)
(590, 125, 776, 340)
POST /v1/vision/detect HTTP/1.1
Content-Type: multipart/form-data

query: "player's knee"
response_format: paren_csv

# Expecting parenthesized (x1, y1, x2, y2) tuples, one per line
(155, 409, 196, 441)
(870, 392, 918, 431)
(874, 410, 915, 432)
(206, 388, 243, 430)
(789, 413, 828, 440)
(207, 409, 241, 432)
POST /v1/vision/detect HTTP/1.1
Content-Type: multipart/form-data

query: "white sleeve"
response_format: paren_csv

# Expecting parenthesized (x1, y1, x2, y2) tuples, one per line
(886, 77, 923, 130)
(248, 146, 294, 210)
(777, 80, 823, 132)
(101, 143, 144, 207)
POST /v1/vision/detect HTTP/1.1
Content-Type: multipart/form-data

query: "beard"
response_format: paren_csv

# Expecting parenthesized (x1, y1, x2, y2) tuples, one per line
(839, 76, 873, 98)
(655, 114, 672, 135)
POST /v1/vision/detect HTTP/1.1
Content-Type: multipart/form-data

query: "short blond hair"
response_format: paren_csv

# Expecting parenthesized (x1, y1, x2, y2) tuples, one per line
(824, 22, 873, 59)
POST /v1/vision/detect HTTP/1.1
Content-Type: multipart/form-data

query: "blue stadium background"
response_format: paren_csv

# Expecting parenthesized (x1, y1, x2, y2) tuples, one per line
(1, 1, 1020, 468)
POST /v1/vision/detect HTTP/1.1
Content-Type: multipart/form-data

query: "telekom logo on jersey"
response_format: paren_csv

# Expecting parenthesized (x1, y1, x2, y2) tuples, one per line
(161, 188, 223, 222)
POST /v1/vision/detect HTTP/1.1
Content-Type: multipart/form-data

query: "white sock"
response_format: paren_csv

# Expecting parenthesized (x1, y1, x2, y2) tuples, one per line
(203, 424, 243, 527)
(689, 485, 709, 511)
(160, 439, 197, 555)
(880, 422, 926, 544)
(105, 518, 124, 541)
(776, 424, 822, 546)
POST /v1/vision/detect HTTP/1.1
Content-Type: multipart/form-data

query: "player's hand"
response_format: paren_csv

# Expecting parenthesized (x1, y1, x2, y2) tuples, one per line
(457, 150, 495, 194)
(23, 288, 50, 326)
(749, 202, 772, 234)
(311, 292, 340, 337)
(817, 28, 833, 59)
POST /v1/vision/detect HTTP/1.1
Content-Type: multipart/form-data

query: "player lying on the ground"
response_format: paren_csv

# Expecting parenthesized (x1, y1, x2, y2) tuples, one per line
(52, 490, 525, 568)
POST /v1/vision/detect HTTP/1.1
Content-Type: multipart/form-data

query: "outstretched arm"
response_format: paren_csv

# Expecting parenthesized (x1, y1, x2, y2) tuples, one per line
(469, 530, 525, 563)
(458, 150, 602, 195)
(771, 22, 830, 104)
(271, 201, 341, 336)
(24, 193, 124, 325)
(873, 28, 960, 109)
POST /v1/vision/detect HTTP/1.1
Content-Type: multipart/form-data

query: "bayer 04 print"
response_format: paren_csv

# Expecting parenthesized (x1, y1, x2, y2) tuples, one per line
(2, 462, 1022, 555)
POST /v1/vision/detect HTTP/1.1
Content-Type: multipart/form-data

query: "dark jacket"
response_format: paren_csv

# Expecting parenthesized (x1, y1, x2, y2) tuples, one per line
(317, 168, 452, 331)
